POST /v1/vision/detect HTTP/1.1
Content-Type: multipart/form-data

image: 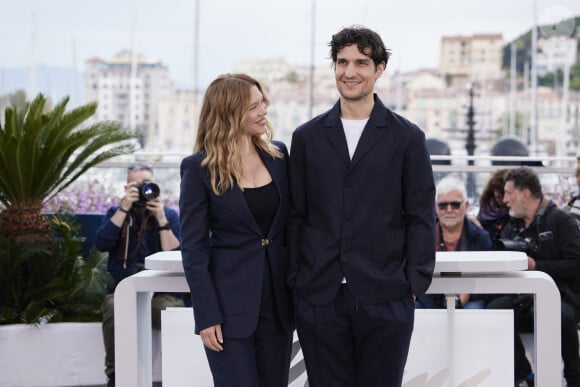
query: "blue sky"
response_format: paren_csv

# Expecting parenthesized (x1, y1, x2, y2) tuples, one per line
(1, 0, 579, 91)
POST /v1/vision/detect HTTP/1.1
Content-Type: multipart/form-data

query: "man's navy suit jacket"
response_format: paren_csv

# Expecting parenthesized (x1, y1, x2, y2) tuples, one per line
(179, 141, 292, 337)
(288, 95, 436, 305)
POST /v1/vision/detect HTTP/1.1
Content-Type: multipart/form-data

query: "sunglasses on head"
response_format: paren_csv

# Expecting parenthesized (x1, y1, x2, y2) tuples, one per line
(437, 201, 463, 211)
(128, 163, 153, 172)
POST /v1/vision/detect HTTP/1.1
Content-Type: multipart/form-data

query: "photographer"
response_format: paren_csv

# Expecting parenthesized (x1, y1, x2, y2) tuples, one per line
(95, 163, 184, 387)
(488, 167, 580, 387)
(564, 150, 580, 224)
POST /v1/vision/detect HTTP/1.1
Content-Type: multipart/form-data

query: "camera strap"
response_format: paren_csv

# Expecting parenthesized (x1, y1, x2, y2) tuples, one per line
(118, 211, 150, 269)
(128, 212, 150, 263)
(532, 197, 549, 239)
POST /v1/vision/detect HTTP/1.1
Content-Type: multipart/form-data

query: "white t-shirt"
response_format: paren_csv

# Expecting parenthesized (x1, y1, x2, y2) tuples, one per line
(341, 117, 369, 159)
(340, 117, 369, 284)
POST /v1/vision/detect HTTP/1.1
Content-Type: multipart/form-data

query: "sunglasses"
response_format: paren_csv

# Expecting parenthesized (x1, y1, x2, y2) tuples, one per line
(437, 201, 463, 211)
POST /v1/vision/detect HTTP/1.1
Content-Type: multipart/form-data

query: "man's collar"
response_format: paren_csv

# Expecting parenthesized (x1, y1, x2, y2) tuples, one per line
(534, 196, 549, 216)
(523, 196, 548, 228)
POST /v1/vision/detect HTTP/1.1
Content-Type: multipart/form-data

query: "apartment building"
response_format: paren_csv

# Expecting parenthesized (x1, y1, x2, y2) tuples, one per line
(84, 50, 174, 149)
(537, 35, 578, 76)
(397, 77, 579, 157)
(233, 59, 338, 145)
(79, 39, 578, 157)
(439, 34, 503, 81)
(156, 89, 203, 154)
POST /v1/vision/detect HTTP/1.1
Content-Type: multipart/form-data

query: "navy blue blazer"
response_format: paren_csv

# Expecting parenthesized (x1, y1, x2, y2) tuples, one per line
(179, 141, 292, 337)
(288, 94, 436, 305)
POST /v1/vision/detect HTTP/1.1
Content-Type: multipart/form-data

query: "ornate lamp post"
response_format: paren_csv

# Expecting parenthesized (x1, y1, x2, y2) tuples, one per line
(465, 82, 477, 199)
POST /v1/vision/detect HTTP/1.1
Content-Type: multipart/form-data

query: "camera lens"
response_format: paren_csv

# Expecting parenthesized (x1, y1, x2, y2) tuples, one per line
(133, 180, 160, 207)
(141, 182, 160, 201)
(495, 239, 530, 252)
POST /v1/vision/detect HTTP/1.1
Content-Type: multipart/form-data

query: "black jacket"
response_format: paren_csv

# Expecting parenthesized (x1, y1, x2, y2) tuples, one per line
(288, 95, 436, 305)
(501, 200, 580, 310)
(179, 141, 293, 337)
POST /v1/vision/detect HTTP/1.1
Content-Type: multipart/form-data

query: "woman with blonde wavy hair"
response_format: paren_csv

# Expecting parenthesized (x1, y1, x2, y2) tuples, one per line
(179, 73, 293, 386)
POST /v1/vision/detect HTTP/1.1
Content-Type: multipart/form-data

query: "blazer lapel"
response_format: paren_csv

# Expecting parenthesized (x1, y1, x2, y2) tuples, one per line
(260, 150, 285, 238)
(218, 147, 286, 238)
(350, 96, 388, 169)
(324, 102, 350, 166)
(219, 184, 262, 236)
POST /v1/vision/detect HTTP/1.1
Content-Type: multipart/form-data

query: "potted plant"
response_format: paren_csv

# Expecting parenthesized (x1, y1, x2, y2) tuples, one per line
(0, 93, 137, 386)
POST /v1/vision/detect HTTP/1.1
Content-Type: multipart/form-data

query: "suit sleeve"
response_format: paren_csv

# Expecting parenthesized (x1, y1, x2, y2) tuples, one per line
(179, 156, 222, 333)
(287, 129, 306, 290)
(402, 129, 436, 298)
(95, 207, 122, 252)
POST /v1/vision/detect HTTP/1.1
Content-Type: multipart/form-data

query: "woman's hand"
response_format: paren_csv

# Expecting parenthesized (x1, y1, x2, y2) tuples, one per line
(200, 324, 224, 351)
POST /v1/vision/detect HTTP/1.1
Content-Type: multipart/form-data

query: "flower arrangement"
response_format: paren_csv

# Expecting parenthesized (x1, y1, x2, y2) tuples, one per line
(41, 171, 576, 216)
(44, 179, 119, 214)
(43, 178, 180, 215)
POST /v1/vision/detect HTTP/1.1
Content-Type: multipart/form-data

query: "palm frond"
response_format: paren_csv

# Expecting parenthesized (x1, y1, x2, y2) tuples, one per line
(0, 214, 112, 325)
(0, 94, 137, 210)
(19, 302, 59, 325)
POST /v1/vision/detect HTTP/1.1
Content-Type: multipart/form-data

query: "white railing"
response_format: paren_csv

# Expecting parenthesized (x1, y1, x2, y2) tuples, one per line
(44, 153, 578, 215)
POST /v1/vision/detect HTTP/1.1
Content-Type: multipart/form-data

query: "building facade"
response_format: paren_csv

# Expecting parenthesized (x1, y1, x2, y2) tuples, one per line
(439, 34, 504, 81)
(80, 31, 578, 158)
(537, 36, 578, 76)
(84, 50, 174, 149)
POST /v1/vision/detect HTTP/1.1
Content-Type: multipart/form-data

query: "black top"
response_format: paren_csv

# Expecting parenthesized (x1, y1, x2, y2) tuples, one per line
(243, 181, 278, 236)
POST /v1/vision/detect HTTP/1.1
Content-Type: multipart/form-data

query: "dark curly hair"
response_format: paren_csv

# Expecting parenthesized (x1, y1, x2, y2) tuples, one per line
(329, 26, 391, 67)
(479, 169, 508, 209)
(504, 167, 543, 199)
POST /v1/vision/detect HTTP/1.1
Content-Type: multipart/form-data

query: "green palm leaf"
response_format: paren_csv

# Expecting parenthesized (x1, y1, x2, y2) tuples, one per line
(0, 93, 137, 324)
(0, 215, 114, 324)
(0, 93, 137, 241)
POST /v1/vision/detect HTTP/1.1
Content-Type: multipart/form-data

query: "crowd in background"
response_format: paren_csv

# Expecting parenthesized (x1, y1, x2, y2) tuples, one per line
(422, 153, 580, 387)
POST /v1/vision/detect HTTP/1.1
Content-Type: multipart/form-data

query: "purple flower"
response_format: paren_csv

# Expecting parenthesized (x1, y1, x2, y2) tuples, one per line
(43, 179, 180, 214)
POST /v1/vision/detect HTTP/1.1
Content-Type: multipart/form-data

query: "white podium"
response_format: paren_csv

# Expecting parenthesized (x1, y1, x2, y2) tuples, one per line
(114, 250, 561, 387)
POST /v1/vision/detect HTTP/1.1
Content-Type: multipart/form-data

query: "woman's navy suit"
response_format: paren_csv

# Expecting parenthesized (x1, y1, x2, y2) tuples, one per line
(179, 141, 292, 386)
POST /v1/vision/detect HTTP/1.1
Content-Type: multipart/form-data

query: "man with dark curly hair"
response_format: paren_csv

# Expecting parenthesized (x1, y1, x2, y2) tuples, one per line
(288, 26, 435, 386)
(489, 167, 580, 387)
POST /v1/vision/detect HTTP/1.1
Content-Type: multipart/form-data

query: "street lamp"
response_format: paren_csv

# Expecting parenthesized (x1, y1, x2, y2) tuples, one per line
(465, 82, 477, 199)
(465, 82, 477, 160)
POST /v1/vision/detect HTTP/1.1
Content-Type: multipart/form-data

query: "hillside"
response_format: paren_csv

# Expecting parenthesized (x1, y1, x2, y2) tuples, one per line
(501, 16, 580, 73)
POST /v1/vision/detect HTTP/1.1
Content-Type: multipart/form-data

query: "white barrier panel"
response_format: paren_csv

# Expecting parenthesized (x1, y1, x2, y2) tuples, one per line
(161, 308, 213, 386)
(405, 309, 513, 386)
(162, 308, 513, 387)
(0, 322, 106, 386)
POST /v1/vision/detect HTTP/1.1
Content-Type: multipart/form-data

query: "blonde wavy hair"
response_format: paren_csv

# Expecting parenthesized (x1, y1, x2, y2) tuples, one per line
(194, 73, 282, 195)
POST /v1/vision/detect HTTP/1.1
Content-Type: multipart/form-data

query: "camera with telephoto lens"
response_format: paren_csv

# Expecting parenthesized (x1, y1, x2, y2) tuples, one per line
(495, 231, 553, 255)
(494, 237, 535, 253)
(134, 180, 160, 207)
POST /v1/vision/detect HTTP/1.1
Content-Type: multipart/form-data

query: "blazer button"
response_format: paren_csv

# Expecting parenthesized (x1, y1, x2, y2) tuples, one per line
(261, 238, 270, 246)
